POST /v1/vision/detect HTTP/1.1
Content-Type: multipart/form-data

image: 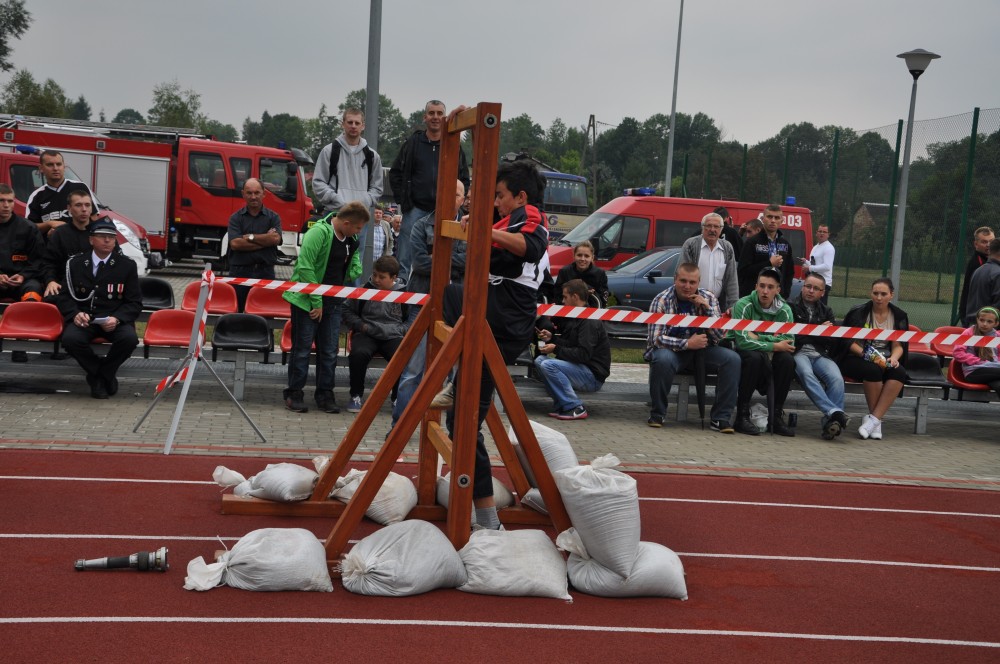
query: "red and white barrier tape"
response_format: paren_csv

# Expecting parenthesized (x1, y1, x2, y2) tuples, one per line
(220, 275, 1000, 349)
(155, 268, 214, 393)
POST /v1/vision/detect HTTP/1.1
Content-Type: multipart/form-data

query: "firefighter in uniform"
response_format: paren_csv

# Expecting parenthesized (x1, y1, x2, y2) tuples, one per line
(58, 219, 142, 399)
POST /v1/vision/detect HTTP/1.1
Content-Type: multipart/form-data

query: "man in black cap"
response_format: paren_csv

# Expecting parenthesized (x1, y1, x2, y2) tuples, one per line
(58, 219, 142, 399)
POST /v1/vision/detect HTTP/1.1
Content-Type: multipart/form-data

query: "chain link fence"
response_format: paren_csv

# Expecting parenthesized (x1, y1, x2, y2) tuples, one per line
(676, 108, 1000, 330)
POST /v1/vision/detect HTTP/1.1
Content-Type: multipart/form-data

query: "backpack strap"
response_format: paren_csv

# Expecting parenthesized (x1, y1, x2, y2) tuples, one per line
(327, 143, 375, 192)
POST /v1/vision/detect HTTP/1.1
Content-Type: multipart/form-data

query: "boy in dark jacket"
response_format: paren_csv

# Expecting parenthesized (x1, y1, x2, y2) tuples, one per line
(535, 279, 612, 419)
(737, 204, 794, 298)
(343, 255, 409, 412)
(790, 272, 849, 440)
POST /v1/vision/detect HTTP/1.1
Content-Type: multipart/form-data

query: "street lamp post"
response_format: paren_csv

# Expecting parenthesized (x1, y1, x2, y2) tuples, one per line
(889, 48, 940, 298)
(664, 0, 684, 196)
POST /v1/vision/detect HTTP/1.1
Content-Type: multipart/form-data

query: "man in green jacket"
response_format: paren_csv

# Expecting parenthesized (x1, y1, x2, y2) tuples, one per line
(282, 201, 368, 413)
(727, 266, 796, 436)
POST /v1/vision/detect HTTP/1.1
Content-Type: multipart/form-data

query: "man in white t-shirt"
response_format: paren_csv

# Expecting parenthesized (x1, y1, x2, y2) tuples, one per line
(802, 225, 835, 303)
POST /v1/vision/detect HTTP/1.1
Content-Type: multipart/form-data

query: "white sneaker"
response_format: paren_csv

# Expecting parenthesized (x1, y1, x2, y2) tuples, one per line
(430, 382, 455, 409)
(870, 418, 883, 440)
(858, 414, 876, 440)
(347, 395, 362, 413)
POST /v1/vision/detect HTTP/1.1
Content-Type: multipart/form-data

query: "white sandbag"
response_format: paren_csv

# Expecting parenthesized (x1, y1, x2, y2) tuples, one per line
(510, 420, 579, 488)
(458, 529, 570, 600)
(557, 528, 687, 599)
(331, 468, 418, 525)
(213, 466, 246, 488)
(184, 528, 332, 592)
(340, 520, 467, 596)
(436, 473, 514, 510)
(553, 454, 640, 578)
(520, 488, 548, 515)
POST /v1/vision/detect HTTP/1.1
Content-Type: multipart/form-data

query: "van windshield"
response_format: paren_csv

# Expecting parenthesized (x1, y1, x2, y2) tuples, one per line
(554, 212, 615, 246)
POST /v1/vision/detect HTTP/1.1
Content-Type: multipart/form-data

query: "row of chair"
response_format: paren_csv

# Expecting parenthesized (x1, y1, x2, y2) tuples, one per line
(140, 277, 291, 319)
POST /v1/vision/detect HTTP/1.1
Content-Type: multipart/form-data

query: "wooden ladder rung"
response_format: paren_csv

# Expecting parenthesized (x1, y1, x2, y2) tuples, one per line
(425, 421, 453, 465)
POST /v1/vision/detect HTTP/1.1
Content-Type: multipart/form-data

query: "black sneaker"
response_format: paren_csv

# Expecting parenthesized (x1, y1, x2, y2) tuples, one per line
(553, 405, 588, 420)
(11, 350, 27, 363)
(315, 390, 340, 414)
(87, 374, 108, 399)
(647, 415, 664, 428)
(734, 414, 759, 436)
(283, 389, 308, 413)
(710, 419, 735, 434)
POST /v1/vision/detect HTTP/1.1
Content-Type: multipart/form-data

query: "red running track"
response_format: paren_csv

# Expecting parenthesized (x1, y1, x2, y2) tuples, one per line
(1, 450, 998, 663)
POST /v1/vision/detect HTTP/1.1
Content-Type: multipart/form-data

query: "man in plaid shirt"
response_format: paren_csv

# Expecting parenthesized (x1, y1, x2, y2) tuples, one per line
(644, 262, 741, 430)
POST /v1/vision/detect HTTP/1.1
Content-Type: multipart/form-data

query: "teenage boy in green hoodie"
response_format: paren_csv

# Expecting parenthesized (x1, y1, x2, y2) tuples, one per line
(282, 201, 368, 413)
(727, 266, 796, 436)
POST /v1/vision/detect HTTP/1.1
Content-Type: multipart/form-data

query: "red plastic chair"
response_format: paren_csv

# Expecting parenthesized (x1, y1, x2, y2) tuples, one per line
(181, 280, 239, 314)
(142, 309, 196, 358)
(907, 324, 934, 356)
(279, 319, 316, 364)
(930, 325, 967, 360)
(946, 358, 991, 399)
(0, 301, 64, 341)
(245, 286, 291, 319)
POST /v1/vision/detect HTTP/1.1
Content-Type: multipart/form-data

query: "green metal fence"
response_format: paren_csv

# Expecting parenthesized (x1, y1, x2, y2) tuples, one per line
(676, 108, 1000, 329)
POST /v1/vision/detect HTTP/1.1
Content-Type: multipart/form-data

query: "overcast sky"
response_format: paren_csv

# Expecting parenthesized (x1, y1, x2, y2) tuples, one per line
(10, 0, 999, 146)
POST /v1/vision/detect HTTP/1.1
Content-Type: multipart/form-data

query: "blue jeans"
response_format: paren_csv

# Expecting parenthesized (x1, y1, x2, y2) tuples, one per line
(647, 345, 740, 423)
(397, 205, 431, 282)
(793, 353, 845, 416)
(390, 305, 423, 426)
(533, 356, 602, 412)
(287, 302, 342, 395)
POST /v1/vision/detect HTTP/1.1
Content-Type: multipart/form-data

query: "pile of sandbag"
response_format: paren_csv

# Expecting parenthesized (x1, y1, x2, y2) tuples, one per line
(340, 520, 467, 596)
(510, 420, 579, 514)
(330, 468, 418, 525)
(436, 472, 514, 522)
(214, 463, 318, 502)
(554, 455, 687, 599)
(184, 528, 332, 592)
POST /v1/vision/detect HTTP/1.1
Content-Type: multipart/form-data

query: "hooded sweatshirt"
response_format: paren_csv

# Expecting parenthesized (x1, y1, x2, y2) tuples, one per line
(312, 135, 384, 211)
(727, 290, 794, 352)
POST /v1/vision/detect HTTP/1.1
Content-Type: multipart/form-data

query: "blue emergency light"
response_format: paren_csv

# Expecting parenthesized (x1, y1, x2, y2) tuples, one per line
(15, 145, 39, 155)
(623, 187, 656, 196)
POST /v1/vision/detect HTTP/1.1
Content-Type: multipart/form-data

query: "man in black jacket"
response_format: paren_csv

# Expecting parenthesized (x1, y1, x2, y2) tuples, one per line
(58, 219, 141, 399)
(959, 226, 994, 324)
(0, 184, 44, 303)
(388, 100, 470, 280)
(41, 189, 97, 298)
(790, 272, 849, 440)
(534, 279, 611, 420)
(737, 204, 794, 298)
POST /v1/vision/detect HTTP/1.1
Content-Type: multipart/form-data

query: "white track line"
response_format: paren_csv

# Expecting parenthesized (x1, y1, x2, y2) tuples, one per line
(0, 617, 997, 649)
(1, 533, 995, 573)
(640, 497, 1000, 519)
(4, 475, 999, 519)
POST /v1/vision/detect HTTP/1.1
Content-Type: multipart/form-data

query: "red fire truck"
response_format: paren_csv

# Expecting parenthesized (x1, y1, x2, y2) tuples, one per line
(0, 114, 314, 269)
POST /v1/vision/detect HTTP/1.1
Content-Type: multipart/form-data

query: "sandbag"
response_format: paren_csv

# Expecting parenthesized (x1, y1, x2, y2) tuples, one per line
(553, 454, 640, 578)
(510, 420, 579, 488)
(215, 463, 318, 502)
(557, 528, 687, 599)
(520, 488, 548, 515)
(184, 528, 332, 592)
(331, 468, 418, 525)
(436, 473, 514, 511)
(340, 520, 467, 596)
(458, 529, 570, 600)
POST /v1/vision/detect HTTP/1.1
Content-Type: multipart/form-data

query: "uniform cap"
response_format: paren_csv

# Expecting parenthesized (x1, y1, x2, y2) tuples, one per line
(89, 218, 118, 236)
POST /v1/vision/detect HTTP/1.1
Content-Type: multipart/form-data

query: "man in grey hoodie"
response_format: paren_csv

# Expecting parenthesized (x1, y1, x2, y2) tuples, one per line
(312, 108, 384, 212)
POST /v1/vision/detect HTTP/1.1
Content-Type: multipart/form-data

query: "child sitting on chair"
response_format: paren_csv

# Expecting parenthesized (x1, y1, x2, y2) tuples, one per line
(343, 255, 410, 413)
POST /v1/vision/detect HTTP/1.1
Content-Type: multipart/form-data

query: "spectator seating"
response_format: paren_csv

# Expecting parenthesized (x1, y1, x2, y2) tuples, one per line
(908, 324, 935, 356)
(139, 277, 176, 312)
(244, 286, 291, 324)
(210, 313, 273, 399)
(945, 358, 993, 400)
(0, 302, 64, 354)
(181, 280, 238, 315)
(142, 309, 196, 359)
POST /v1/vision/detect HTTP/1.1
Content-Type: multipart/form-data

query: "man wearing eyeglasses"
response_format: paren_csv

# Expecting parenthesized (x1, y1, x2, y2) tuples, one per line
(737, 204, 794, 298)
(790, 272, 849, 440)
(801, 225, 835, 304)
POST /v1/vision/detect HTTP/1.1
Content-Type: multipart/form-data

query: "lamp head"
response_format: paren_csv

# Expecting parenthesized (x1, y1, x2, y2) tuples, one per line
(897, 48, 940, 80)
